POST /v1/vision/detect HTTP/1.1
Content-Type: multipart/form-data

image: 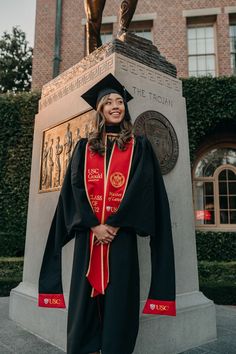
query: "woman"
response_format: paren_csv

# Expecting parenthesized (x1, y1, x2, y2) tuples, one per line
(38, 74, 176, 354)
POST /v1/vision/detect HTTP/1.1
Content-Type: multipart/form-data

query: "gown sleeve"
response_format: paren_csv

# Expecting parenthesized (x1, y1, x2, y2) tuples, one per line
(106, 136, 176, 316)
(38, 139, 99, 308)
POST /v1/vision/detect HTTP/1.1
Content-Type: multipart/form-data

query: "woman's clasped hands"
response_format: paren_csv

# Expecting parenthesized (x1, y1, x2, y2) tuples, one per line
(91, 224, 119, 245)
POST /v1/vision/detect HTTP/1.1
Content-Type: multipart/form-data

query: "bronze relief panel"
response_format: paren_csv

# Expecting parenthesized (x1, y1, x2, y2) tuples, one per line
(40, 111, 95, 192)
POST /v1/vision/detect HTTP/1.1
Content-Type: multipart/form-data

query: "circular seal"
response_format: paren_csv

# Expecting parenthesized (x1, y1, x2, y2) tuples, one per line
(134, 111, 179, 175)
(110, 172, 125, 188)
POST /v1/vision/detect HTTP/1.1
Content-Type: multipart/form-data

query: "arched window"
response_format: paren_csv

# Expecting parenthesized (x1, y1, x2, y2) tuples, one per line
(193, 147, 236, 230)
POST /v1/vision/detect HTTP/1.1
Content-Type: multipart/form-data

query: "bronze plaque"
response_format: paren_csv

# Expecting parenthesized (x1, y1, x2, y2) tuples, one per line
(134, 111, 179, 174)
(40, 111, 95, 192)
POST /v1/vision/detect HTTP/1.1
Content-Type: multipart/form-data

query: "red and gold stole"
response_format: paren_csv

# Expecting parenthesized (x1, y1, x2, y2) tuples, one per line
(84, 135, 134, 297)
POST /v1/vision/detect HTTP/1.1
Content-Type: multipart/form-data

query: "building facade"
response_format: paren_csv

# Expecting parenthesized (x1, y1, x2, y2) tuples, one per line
(32, 0, 236, 90)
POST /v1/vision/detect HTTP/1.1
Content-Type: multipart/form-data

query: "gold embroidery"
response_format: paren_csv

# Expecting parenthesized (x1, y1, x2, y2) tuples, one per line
(110, 172, 125, 188)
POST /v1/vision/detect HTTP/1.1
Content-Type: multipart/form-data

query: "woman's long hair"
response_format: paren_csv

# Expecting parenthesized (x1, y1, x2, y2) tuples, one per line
(88, 94, 133, 155)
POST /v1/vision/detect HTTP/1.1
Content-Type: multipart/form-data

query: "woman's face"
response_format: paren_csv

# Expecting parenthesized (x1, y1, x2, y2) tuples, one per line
(102, 93, 125, 125)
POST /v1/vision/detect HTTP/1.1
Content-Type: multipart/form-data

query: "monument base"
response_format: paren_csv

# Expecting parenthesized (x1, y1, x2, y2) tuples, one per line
(10, 284, 216, 353)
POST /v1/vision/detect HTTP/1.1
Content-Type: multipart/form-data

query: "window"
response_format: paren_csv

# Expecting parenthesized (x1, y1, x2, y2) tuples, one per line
(218, 169, 236, 224)
(229, 24, 236, 75)
(188, 25, 216, 77)
(101, 24, 113, 44)
(193, 147, 236, 229)
(129, 20, 153, 42)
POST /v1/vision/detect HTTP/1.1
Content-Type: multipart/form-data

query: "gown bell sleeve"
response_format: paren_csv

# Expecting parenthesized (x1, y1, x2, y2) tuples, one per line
(38, 140, 99, 308)
(106, 137, 176, 316)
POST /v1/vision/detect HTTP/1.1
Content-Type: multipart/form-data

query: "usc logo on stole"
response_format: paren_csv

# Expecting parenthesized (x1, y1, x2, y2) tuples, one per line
(44, 298, 61, 305)
(150, 303, 169, 311)
(110, 172, 125, 188)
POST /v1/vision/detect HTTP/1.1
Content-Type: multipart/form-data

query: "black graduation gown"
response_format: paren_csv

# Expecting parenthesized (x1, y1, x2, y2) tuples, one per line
(38, 135, 176, 354)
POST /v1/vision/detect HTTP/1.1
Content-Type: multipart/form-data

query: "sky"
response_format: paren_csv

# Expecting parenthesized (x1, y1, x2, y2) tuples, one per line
(0, 0, 36, 46)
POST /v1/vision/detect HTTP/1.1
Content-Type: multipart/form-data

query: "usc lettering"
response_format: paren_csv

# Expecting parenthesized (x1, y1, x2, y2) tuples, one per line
(106, 206, 118, 213)
(44, 298, 61, 305)
(38, 293, 66, 308)
(143, 299, 176, 316)
(88, 168, 103, 180)
(150, 303, 169, 311)
(156, 304, 169, 311)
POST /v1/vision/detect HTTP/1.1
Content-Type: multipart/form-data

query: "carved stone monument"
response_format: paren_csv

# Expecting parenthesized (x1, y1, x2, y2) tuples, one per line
(9, 34, 216, 353)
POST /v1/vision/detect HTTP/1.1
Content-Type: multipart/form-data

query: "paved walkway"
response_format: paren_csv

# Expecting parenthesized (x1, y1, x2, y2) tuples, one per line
(0, 297, 235, 353)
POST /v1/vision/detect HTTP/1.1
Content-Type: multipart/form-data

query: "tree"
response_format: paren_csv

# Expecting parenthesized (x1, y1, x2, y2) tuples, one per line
(0, 27, 32, 93)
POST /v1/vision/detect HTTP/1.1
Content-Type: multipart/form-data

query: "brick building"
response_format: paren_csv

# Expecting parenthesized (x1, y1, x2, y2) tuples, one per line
(32, 0, 236, 90)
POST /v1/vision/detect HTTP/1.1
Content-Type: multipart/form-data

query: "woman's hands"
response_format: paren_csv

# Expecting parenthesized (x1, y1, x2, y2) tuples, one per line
(91, 224, 120, 245)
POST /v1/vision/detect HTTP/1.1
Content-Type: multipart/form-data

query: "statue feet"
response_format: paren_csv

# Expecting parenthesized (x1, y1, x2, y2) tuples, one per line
(116, 28, 128, 41)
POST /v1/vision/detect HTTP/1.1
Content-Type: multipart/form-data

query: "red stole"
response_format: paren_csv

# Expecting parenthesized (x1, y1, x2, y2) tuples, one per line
(84, 135, 134, 297)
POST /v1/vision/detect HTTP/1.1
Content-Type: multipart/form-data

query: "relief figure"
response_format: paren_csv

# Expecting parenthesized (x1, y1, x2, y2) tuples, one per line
(48, 139, 54, 189)
(54, 136, 63, 187)
(41, 141, 49, 188)
(73, 128, 82, 149)
(63, 123, 73, 177)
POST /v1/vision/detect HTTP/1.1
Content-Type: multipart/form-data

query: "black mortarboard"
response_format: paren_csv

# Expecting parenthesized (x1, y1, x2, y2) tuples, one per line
(81, 73, 133, 110)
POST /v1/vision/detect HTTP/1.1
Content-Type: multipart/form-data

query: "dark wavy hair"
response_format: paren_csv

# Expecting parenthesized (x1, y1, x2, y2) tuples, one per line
(88, 94, 133, 155)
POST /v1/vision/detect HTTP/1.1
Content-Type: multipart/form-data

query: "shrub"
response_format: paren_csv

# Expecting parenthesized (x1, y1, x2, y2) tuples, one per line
(196, 231, 236, 261)
(0, 92, 39, 256)
(198, 261, 236, 305)
(0, 257, 23, 296)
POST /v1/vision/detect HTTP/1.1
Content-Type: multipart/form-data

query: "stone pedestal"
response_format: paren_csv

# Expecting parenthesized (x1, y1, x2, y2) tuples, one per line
(10, 35, 216, 353)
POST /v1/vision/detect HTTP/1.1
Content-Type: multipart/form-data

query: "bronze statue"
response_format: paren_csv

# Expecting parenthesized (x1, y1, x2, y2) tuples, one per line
(84, 0, 138, 54)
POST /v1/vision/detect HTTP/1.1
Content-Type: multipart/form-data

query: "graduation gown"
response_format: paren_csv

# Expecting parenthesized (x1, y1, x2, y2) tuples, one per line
(38, 135, 176, 354)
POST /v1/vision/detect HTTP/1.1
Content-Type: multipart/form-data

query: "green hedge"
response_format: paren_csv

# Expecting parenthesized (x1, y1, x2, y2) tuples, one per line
(182, 76, 236, 162)
(0, 92, 39, 256)
(199, 261, 236, 305)
(0, 257, 23, 296)
(196, 231, 236, 261)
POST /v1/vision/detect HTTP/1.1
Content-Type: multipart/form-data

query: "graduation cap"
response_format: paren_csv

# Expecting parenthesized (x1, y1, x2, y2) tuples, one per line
(81, 73, 133, 110)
